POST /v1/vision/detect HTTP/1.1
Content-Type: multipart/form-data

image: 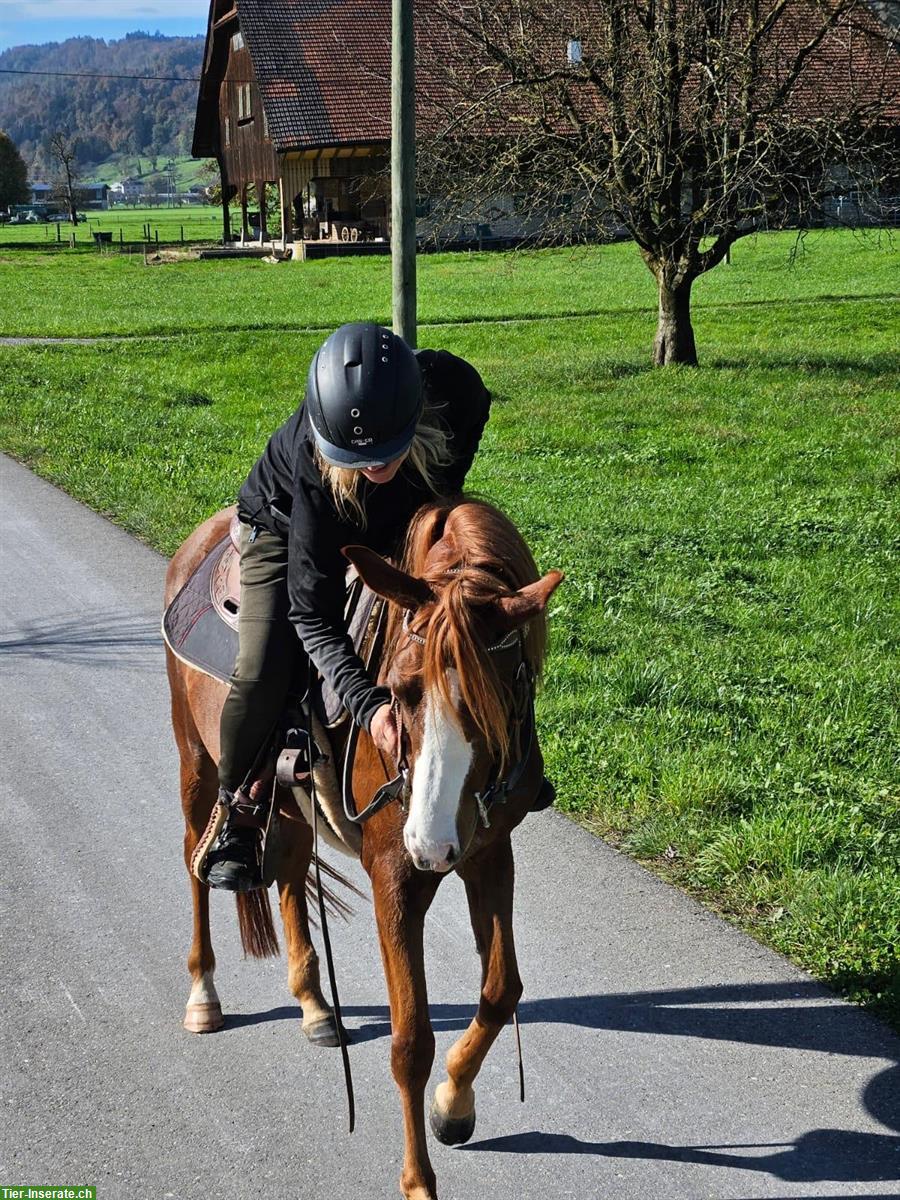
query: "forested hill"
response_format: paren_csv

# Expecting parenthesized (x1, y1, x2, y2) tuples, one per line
(0, 32, 205, 168)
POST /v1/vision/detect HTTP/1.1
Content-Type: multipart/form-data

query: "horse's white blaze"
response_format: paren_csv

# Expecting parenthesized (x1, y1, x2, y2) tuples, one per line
(405, 671, 472, 871)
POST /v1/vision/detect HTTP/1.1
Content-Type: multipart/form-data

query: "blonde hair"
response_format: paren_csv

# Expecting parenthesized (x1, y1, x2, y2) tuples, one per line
(314, 404, 453, 527)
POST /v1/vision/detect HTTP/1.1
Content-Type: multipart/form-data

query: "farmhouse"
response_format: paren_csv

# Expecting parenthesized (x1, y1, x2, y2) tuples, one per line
(192, 0, 900, 252)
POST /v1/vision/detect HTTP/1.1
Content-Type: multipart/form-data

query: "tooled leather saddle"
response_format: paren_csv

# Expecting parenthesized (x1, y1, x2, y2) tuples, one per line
(162, 512, 378, 728)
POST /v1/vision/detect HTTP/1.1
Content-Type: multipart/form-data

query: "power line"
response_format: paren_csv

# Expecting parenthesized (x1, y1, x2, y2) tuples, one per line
(0, 67, 202, 83)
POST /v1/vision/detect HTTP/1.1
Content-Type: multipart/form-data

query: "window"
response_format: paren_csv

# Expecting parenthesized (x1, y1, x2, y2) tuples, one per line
(224, 116, 231, 147)
(238, 83, 252, 122)
(262, 107, 269, 139)
(231, 31, 244, 52)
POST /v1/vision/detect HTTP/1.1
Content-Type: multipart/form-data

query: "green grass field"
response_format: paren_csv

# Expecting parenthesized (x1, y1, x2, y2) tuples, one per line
(1, 229, 898, 1025)
(1, 227, 896, 338)
(0, 204, 224, 249)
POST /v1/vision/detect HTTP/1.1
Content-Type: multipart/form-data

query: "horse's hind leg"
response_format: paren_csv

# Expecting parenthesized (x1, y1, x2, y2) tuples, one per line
(180, 752, 225, 1032)
(430, 836, 522, 1146)
(168, 655, 224, 1034)
(276, 814, 339, 1045)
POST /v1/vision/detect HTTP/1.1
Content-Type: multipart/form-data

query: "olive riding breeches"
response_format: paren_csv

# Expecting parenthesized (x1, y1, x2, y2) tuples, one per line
(217, 524, 303, 791)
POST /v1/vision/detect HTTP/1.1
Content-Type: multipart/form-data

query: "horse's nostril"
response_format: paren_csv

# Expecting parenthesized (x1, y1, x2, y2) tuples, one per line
(445, 846, 457, 865)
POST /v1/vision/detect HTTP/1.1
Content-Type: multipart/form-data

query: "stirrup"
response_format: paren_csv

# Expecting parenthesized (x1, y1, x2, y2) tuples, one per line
(191, 787, 271, 889)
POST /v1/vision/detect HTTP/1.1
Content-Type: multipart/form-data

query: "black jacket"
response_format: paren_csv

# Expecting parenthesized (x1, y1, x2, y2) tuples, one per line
(237, 349, 491, 731)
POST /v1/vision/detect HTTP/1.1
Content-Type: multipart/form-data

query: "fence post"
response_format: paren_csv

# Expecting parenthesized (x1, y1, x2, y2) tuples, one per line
(56, 222, 61, 243)
(155, 230, 159, 247)
(119, 228, 123, 247)
(180, 224, 184, 244)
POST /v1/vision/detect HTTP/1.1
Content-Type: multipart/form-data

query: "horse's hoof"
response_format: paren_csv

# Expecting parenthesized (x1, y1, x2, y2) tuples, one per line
(183, 1001, 224, 1033)
(302, 1014, 346, 1048)
(429, 1095, 476, 1145)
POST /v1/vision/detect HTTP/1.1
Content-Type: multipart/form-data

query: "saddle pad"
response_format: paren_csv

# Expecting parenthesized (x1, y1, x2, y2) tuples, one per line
(163, 534, 237, 683)
(163, 538, 384, 705)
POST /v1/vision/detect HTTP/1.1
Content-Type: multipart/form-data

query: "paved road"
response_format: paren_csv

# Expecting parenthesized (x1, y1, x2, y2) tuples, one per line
(1, 452, 898, 1200)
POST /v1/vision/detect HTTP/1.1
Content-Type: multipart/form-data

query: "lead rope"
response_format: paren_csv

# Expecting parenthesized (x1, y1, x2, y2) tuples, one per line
(513, 1008, 525, 1103)
(305, 705, 356, 1133)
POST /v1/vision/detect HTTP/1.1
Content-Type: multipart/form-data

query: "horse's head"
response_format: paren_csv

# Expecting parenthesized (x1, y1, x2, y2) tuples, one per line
(344, 500, 563, 872)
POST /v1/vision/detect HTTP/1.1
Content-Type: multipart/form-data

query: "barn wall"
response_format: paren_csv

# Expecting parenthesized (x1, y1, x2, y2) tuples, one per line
(219, 35, 277, 187)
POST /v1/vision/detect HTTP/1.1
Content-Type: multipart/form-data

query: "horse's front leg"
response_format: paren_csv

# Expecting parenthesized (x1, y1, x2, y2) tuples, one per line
(371, 858, 442, 1200)
(430, 835, 521, 1145)
(276, 811, 340, 1045)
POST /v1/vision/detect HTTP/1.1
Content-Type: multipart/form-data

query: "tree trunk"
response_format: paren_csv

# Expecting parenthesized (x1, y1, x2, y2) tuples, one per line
(654, 277, 698, 366)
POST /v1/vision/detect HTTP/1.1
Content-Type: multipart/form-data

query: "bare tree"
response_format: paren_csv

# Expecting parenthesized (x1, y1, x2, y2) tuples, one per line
(418, 0, 900, 364)
(47, 130, 81, 225)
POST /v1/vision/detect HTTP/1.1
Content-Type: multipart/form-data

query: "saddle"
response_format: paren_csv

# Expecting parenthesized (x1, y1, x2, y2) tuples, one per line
(162, 515, 384, 864)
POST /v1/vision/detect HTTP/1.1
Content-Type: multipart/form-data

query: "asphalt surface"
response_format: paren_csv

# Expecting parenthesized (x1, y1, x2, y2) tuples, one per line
(1, 452, 898, 1200)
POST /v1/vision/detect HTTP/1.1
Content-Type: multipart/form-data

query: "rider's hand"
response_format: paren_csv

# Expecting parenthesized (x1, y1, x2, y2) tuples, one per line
(370, 702, 399, 762)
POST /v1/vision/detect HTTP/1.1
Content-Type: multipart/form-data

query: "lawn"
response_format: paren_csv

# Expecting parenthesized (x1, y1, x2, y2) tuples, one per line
(1, 226, 897, 338)
(0, 204, 224, 249)
(1, 229, 898, 1025)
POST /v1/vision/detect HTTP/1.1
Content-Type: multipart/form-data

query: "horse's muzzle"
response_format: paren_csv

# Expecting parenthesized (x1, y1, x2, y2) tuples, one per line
(408, 840, 459, 873)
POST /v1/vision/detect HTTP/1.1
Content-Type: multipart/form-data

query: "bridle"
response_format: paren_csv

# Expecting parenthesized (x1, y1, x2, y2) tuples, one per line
(342, 598, 536, 833)
(320, 578, 535, 1133)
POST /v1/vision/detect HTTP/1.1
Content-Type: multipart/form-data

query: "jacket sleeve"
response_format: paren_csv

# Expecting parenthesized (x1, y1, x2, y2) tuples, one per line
(422, 350, 491, 495)
(286, 466, 391, 730)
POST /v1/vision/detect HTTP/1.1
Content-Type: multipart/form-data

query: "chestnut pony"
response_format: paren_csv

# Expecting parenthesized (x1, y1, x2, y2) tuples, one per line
(165, 497, 562, 1200)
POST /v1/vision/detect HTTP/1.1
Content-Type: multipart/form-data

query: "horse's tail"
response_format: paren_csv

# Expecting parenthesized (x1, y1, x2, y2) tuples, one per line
(234, 857, 363, 958)
(235, 890, 280, 959)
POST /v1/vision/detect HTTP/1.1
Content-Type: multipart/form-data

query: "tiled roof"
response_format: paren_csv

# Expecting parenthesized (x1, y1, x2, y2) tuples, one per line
(193, 0, 900, 156)
(242, 0, 452, 150)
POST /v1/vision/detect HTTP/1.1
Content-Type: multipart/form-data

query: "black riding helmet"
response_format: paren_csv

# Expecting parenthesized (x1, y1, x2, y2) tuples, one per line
(306, 322, 423, 469)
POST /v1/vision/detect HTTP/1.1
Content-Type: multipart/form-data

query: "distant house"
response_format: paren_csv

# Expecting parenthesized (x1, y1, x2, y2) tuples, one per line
(109, 177, 144, 200)
(79, 183, 110, 211)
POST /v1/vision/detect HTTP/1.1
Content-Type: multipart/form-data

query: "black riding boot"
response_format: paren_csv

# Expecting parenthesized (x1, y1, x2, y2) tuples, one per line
(529, 777, 556, 812)
(204, 789, 264, 892)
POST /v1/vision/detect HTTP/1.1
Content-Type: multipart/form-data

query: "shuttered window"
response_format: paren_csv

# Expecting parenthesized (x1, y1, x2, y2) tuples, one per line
(238, 83, 252, 122)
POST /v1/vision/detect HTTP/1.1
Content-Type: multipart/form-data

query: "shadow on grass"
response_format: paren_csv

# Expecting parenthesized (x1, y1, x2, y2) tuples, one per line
(709, 352, 899, 376)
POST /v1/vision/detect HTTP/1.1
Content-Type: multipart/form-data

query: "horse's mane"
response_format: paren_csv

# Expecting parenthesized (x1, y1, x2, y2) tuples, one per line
(391, 497, 547, 767)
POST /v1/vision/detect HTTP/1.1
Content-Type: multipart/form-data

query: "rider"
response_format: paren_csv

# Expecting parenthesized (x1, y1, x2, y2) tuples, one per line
(204, 321, 553, 892)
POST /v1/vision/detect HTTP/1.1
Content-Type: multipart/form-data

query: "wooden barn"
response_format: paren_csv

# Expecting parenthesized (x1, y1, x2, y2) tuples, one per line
(192, 0, 431, 250)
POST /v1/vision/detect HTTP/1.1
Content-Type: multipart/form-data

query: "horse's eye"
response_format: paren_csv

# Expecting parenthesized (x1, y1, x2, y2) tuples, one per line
(392, 681, 422, 711)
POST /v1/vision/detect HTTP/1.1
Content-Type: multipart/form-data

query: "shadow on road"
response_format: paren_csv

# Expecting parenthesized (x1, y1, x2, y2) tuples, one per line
(230, 979, 900, 1149)
(460, 1128, 900, 1185)
(0, 611, 161, 668)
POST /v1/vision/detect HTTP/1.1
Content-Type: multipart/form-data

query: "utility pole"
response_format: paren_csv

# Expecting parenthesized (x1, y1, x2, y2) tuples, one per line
(391, 0, 417, 346)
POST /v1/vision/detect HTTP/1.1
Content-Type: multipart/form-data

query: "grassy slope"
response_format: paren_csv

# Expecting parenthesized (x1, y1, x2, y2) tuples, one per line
(84, 155, 211, 190)
(1, 230, 898, 1023)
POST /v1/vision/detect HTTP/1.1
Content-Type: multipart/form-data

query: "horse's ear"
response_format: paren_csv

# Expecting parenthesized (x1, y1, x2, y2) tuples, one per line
(343, 545, 435, 611)
(494, 570, 564, 629)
